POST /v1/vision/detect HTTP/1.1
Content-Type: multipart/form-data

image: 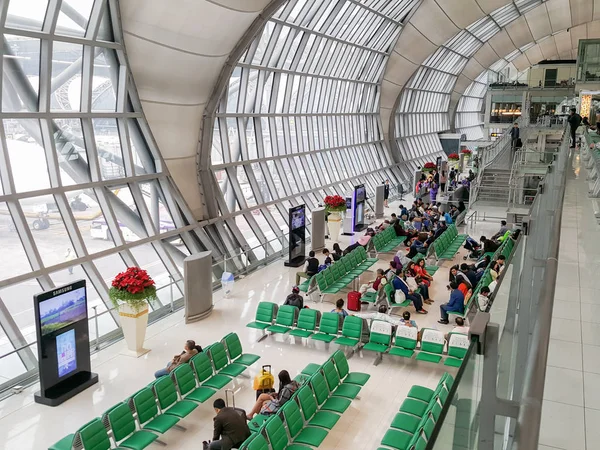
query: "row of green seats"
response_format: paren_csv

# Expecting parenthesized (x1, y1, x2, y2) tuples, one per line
(361, 320, 470, 367)
(314, 247, 378, 296)
(451, 236, 516, 320)
(248, 302, 370, 349)
(378, 373, 454, 450)
(240, 351, 370, 449)
(49, 333, 259, 450)
(373, 226, 407, 253)
(433, 224, 468, 260)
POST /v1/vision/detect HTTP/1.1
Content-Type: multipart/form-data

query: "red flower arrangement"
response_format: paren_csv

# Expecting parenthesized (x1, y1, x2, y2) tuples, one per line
(109, 267, 157, 311)
(324, 194, 347, 212)
(461, 149, 472, 155)
(448, 153, 459, 161)
(422, 162, 436, 172)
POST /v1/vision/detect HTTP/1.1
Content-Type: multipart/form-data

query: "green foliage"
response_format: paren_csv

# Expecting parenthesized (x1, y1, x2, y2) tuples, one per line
(109, 286, 157, 313)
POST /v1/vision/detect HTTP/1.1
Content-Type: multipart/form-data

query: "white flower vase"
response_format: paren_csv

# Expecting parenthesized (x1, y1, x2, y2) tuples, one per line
(328, 211, 343, 242)
(449, 160, 459, 170)
(119, 303, 150, 357)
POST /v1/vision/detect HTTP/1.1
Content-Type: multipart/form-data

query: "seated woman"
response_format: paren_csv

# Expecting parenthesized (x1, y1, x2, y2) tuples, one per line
(414, 258, 434, 286)
(247, 370, 300, 419)
(154, 340, 201, 378)
(331, 243, 343, 261)
(385, 260, 402, 281)
(359, 268, 387, 295)
(405, 261, 433, 305)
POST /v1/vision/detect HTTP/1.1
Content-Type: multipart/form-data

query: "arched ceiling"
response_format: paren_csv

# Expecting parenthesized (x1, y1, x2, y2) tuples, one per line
(119, 0, 273, 218)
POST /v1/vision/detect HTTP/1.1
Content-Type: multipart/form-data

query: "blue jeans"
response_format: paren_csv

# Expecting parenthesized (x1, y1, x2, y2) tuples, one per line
(440, 303, 451, 321)
(154, 362, 171, 378)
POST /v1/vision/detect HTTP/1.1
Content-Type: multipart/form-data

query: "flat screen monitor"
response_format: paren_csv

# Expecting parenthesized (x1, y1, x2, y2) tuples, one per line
(38, 286, 87, 336)
(290, 207, 305, 230)
(56, 329, 77, 378)
(288, 205, 306, 263)
(355, 185, 366, 203)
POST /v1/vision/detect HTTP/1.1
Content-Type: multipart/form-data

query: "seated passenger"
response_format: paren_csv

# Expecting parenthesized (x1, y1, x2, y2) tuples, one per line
(359, 268, 387, 295)
(414, 258, 434, 286)
(283, 286, 304, 309)
(491, 220, 509, 241)
(475, 255, 491, 271)
(393, 275, 428, 314)
(295, 250, 319, 285)
(405, 261, 433, 305)
(154, 340, 201, 378)
(389, 213, 399, 225)
(322, 248, 332, 265)
(247, 370, 299, 420)
(480, 236, 499, 254)
(400, 311, 418, 329)
(331, 243, 343, 261)
(438, 282, 465, 324)
(492, 255, 506, 273)
(460, 263, 478, 287)
(207, 398, 251, 450)
(449, 266, 472, 289)
(478, 286, 491, 311)
(386, 260, 402, 281)
(331, 298, 349, 318)
(451, 317, 470, 334)
(353, 304, 403, 326)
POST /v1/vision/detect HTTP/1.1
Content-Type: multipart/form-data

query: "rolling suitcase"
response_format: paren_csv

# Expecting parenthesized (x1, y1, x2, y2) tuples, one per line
(347, 291, 361, 312)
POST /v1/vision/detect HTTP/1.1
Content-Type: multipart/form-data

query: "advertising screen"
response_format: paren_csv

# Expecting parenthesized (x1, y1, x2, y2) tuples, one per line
(38, 287, 87, 336)
(288, 205, 306, 264)
(290, 208, 305, 230)
(56, 329, 77, 378)
(355, 185, 366, 203)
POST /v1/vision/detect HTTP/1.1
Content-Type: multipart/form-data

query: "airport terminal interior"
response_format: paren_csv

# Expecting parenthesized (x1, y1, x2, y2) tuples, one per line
(3, 0, 600, 449)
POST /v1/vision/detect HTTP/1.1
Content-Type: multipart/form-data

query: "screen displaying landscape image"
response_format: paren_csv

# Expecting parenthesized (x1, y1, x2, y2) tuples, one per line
(39, 287, 87, 336)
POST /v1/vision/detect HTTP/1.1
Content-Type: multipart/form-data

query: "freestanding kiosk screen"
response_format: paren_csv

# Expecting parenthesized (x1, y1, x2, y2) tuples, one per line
(34, 280, 98, 406)
(287, 204, 306, 266)
(353, 184, 366, 231)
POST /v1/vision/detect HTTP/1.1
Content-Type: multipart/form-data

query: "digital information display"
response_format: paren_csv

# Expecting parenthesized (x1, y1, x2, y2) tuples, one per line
(353, 184, 366, 232)
(34, 280, 98, 407)
(285, 205, 307, 267)
(56, 329, 77, 378)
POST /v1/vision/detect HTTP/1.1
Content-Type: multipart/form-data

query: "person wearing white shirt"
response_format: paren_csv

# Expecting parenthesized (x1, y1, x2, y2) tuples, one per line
(477, 286, 491, 311)
(353, 305, 404, 327)
(450, 317, 469, 335)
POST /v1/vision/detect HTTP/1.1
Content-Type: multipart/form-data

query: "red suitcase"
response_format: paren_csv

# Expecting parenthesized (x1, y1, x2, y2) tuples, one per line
(347, 291, 361, 312)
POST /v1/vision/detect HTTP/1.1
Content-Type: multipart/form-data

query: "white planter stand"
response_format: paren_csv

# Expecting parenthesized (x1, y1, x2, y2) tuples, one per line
(119, 303, 150, 357)
(328, 212, 342, 242)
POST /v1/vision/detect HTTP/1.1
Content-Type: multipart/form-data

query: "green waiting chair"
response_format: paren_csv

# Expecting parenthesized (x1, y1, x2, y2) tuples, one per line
(208, 342, 247, 377)
(48, 434, 76, 450)
(289, 308, 320, 338)
(171, 364, 216, 403)
(103, 403, 159, 450)
(296, 385, 341, 430)
(223, 332, 260, 366)
(333, 315, 363, 348)
(130, 387, 181, 434)
(266, 305, 298, 334)
(281, 400, 329, 447)
(77, 418, 114, 450)
(309, 372, 351, 414)
(362, 320, 393, 362)
(263, 415, 311, 450)
(321, 360, 361, 399)
(389, 325, 418, 358)
(239, 433, 270, 450)
(310, 312, 341, 343)
(444, 333, 470, 367)
(152, 376, 198, 419)
(246, 302, 278, 330)
(415, 328, 445, 364)
(331, 350, 371, 386)
(190, 352, 231, 390)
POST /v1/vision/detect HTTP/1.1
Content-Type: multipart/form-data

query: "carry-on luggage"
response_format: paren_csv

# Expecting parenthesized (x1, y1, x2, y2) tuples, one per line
(253, 365, 275, 399)
(347, 291, 361, 312)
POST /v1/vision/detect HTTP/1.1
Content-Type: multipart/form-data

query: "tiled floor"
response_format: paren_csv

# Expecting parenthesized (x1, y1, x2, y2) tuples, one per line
(0, 198, 503, 450)
(538, 149, 600, 450)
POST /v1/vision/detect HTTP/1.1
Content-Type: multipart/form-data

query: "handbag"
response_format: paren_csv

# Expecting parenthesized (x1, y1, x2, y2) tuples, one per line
(406, 277, 419, 291)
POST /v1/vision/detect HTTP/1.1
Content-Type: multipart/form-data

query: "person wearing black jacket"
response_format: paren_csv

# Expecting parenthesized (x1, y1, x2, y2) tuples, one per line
(283, 286, 304, 309)
(568, 108, 582, 148)
(295, 251, 319, 285)
(383, 180, 390, 207)
(480, 236, 499, 254)
(206, 398, 251, 450)
(509, 122, 520, 150)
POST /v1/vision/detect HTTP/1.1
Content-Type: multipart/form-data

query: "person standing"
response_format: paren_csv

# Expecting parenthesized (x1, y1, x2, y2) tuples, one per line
(509, 122, 520, 151)
(383, 180, 390, 208)
(568, 108, 582, 148)
(206, 398, 251, 450)
(65, 248, 76, 275)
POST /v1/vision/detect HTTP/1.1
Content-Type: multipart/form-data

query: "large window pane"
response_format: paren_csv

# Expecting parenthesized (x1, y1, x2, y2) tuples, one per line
(0, 202, 33, 280)
(2, 35, 40, 112)
(51, 42, 83, 111)
(0, 279, 44, 344)
(54, 118, 91, 185)
(93, 118, 125, 180)
(6, 0, 48, 31)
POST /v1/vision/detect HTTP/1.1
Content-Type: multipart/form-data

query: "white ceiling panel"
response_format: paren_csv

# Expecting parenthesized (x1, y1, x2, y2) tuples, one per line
(463, 58, 486, 80)
(546, 0, 573, 31)
(381, 80, 405, 109)
(594, 0, 600, 20)
(435, 0, 486, 28)
(554, 29, 574, 53)
(570, 23, 588, 48)
(475, 0, 514, 14)
(208, 0, 268, 11)
(512, 52, 531, 71)
(409, 0, 460, 45)
(393, 23, 438, 64)
(524, 44, 544, 64)
(488, 29, 518, 55)
(504, 16, 535, 48)
(525, 3, 553, 39)
(538, 35, 559, 58)
(164, 157, 204, 216)
(473, 42, 501, 67)
(588, 20, 600, 38)
(384, 51, 419, 87)
(453, 74, 472, 93)
(570, 0, 594, 26)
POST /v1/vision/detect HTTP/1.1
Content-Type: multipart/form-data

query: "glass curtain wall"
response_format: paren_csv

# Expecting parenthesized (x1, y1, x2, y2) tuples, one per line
(456, 72, 487, 141)
(208, 0, 420, 247)
(393, 1, 546, 158)
(0, 0, 218, 388)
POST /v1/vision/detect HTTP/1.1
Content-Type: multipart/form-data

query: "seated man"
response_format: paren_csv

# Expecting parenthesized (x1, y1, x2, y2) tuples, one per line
(492, 255, 506, 274)
(206, 398, 251, 450)
(480, 236, 499, 254)
(460, 263, 478, 288)
(283, 286, 303, 309)
(353, 304, 403, 326)
(390, 213, 399, 225)
(400, 311, 418, 329)
(475, 255, 491, 271)
(438, 282, 465, 324)
(155, 340, 200, 378)
(392, 275, 428, 314)
(477, 286, 491, 311)
(491, 220, 509, 241)
(295, 250, 319, 285)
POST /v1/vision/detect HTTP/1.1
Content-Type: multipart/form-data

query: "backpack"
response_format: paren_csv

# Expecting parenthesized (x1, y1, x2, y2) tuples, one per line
(317, 264, 329, 273)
